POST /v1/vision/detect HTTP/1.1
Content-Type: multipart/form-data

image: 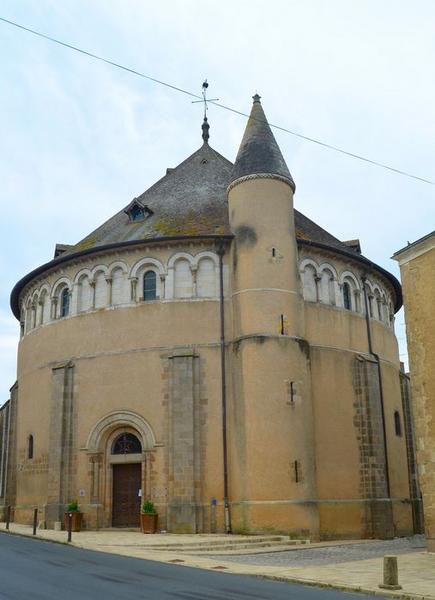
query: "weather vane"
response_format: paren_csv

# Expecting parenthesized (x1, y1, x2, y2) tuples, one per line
(192, 81, 219, 143)
(192, 80, 219, 118)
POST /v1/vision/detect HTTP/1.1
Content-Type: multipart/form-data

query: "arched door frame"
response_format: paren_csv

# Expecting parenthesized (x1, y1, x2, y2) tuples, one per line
(85, 411, 156, 527)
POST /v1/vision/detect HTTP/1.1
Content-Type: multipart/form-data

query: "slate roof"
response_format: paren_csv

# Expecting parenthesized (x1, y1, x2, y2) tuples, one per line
(64, 143, 233, 255)
(230, 94, 295, 189)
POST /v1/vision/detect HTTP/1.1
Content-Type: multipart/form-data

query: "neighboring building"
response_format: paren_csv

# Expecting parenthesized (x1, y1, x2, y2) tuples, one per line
(394, 232, 435, 551)
(0, 96, 421, 539)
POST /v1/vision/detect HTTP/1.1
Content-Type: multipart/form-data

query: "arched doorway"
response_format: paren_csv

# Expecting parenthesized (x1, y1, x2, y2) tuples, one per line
(111, 432, 142, 527)
(86, 411, 156, 529)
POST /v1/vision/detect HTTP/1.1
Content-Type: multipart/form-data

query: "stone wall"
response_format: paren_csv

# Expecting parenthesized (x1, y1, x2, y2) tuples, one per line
(395, 236, 435, 552)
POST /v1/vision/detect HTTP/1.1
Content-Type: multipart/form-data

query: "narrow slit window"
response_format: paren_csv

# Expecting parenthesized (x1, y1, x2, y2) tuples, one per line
(394, 411, 402, 437)
(28, 434, 34, 459)
(294, 460, 300, 483)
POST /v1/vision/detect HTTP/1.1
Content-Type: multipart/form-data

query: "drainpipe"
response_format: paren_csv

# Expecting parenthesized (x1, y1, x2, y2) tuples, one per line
(216, 241, 231, 534)
(361, 276, 391, 497)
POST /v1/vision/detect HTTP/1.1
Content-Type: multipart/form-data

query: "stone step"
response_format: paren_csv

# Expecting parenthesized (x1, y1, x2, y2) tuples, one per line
(144, 535, 287, 550)
(194, 541, 310, 555)
(148, 538, 309, 553)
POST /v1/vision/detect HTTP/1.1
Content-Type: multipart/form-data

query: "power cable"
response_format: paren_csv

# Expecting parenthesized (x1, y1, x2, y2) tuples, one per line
(1, 15, 434, 186)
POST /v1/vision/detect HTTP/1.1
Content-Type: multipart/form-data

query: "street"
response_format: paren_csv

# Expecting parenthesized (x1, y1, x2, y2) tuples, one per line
(0, 533, 376, 599)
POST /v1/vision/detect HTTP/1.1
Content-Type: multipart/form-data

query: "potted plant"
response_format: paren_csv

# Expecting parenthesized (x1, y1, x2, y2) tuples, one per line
(64, 501, 83, 532)
(140, 500, 158, 534)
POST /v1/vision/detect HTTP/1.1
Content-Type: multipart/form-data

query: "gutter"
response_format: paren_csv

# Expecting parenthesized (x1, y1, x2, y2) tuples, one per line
(216, 240, 231, 533)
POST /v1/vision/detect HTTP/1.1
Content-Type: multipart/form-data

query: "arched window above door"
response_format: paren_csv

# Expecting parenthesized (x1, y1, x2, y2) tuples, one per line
(112, 432, 142, 455)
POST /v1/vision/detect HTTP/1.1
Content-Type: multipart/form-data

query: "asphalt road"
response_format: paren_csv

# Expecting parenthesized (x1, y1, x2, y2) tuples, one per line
(0, 533, 376, 600)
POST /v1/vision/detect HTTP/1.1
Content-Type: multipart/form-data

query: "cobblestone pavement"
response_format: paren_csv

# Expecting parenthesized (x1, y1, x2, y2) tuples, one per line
(206, 536, 427, 566)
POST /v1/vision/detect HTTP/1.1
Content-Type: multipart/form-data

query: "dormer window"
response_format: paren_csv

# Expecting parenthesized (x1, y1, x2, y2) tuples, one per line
(131, 204, 144, 221)
(124, 198, 154, 223)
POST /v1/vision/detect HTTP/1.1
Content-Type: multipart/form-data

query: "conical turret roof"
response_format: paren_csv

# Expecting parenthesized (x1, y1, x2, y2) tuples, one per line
(230, 94, 295, 189)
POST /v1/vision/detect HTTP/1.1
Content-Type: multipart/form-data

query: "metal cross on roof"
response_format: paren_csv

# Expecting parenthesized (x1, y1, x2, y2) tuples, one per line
(192, 80, 219, 143)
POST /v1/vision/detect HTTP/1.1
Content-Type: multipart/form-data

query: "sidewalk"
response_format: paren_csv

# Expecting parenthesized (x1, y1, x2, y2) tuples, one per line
(1, 524, 434, 599)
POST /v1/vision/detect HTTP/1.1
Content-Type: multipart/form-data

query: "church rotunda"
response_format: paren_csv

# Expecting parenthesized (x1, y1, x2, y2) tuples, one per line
(0, 96, 421, 539)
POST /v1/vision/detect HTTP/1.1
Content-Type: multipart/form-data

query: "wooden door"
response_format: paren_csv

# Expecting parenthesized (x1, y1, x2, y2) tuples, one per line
(112, 463, 141, 527)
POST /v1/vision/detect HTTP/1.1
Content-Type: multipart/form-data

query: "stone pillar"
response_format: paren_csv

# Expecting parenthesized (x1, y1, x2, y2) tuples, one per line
(379, 555, 402, 590)
(353, 357, 394, 538)
(46, 362, 76, 528)
(166, 350, 201, 533)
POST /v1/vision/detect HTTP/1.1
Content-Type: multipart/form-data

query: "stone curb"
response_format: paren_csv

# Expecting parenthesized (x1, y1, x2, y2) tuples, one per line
(0, 529, 433, 600)
(255, 574, 431, 600)
(0, 528, 70, 546)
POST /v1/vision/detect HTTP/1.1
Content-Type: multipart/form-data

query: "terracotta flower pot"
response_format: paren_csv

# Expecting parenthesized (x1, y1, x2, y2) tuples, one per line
(140, 512, 158, 533)
(64, 511, 83, 532)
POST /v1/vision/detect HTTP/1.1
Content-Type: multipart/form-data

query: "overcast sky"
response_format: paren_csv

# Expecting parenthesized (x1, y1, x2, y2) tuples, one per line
(1, 1, 434, 403)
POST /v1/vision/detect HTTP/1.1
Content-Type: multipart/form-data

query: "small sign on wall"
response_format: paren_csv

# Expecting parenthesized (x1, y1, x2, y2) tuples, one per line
(79, 489, 86, 497)
(138, 488, 142, 497)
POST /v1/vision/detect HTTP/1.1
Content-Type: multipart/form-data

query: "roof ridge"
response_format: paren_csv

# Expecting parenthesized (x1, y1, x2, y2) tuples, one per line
(137, 144, 232, 202)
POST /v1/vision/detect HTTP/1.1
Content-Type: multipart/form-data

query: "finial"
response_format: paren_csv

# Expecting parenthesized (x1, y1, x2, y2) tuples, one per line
(252, 93, 261, 104)
(202, 116, 210, 144)
(192, 80, 219, 144)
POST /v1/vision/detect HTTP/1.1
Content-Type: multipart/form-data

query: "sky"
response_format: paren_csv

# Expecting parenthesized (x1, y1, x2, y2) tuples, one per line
(1, 1, 434, 403)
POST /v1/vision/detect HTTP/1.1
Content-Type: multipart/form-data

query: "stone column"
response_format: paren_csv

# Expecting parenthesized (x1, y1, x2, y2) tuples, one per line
(106, 277, 113, 305)
(159, 274, 167, 300)
(314, 274, 321, 302)
(354, 289, 361, 312)
(89, 453, 102, 504)
(144, 452, 152, 498)
(166, 268, 174, 299)
(89, 280, 96, 310)
(50, 297, 57, 320)
(38, 298, 44, 325)
(70, 283, 79, 315)
(130, 277, 138, 302)
(190, 266, 198, 297)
